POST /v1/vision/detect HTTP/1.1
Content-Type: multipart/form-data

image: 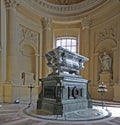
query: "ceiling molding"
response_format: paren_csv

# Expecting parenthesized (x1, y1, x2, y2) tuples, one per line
(18, 0, 119, 23)
(45, 0, 85, 5)
(32, 0, 107, 15)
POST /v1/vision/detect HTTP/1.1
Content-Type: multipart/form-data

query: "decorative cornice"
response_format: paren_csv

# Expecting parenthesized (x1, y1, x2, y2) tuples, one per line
(19, 25, 39, 56)
(31, 0, 107, 16)
(4, 0, 20, 9)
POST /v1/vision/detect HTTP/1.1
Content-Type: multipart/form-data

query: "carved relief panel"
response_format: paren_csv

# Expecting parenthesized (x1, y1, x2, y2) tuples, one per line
(19, 24, 39, 54)
(16, 24, 40, 85)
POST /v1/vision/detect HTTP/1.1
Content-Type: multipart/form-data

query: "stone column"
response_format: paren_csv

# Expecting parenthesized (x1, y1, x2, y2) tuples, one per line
(3, 0, 20, 103)
(80, 16, 92, 80)
(42, 17, 52, 77)
(0, 0, 7, 102)
(5, 0, 20, 81)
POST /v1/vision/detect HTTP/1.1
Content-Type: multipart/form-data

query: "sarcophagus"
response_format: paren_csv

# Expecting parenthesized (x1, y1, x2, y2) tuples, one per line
(45, 46, 88, 74)
(37, 47, 89, 115)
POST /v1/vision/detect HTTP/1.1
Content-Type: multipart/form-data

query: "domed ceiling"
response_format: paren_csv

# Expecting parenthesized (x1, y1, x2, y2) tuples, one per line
(20, 0, 108, 22)
(45, 0, 85, 5)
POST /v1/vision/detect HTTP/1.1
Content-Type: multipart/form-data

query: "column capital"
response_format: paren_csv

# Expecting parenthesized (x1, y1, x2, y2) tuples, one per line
(80, 15, 92, 30)
(4, 0, 20, 9)
(42, 17, 52, 29)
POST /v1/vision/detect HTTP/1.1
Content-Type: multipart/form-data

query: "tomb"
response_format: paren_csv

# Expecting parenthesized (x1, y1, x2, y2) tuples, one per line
(37, 46, 89, 115)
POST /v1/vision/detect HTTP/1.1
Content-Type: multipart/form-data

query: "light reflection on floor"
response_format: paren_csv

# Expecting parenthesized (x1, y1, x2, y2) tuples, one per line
(0, 101, 120, 125)
(107, 107, 120, 117)
(93, 104, 120, 120)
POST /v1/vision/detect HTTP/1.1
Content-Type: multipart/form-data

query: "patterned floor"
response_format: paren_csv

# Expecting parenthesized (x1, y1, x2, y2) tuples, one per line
(0, 101, 120, 125)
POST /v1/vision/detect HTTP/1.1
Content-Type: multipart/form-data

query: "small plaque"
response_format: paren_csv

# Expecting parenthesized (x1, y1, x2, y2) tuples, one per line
(44, 86, 56, 99)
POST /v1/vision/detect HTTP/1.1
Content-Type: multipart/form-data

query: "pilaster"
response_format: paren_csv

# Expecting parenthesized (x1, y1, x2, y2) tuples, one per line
(3, 0, 20, 103)
(35, 53, 39, 85)
(0, 0, 7, 102)
(94, 53, 99, 85)
(5, 0, 20, 81)
(80, 15, 92, 79)
(42, 17, 52, 77)
(111, 47, 118, 83)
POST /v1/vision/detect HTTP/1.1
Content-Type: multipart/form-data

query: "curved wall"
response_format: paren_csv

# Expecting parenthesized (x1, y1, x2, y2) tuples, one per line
(0, 0, 120, 102)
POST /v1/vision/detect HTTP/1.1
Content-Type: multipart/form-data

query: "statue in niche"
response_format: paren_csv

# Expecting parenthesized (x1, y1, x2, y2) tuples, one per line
(99, 52, 112, 72)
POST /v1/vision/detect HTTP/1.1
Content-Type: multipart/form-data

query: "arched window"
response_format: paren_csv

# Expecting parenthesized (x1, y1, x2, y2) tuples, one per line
(56, 37, 77, 53)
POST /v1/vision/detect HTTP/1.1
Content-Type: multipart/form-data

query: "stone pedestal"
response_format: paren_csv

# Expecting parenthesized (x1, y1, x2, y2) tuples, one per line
(37, 47, 89, 115)
(99, 72, 112, 85)
(37, 73, 88, 115)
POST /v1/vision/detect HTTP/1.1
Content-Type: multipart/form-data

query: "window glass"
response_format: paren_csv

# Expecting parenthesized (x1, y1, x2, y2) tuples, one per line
(56, 40, 61, 46)
(72, 39, 76, 45)
(56, 37, 77, 53)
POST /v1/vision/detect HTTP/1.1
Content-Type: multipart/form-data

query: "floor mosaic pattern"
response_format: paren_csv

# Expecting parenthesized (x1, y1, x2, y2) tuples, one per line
(0, 101, 120, 125)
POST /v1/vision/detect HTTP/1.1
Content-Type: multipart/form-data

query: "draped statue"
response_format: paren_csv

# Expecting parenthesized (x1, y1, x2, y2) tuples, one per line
(99, 52, 112, 72)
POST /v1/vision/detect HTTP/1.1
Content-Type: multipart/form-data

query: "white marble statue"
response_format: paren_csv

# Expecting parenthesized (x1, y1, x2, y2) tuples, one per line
(99, 52, 112, 72)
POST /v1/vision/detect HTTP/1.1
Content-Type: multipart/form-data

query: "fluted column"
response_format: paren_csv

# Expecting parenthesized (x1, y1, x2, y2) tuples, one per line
(80, 16, 92, 80)
(42, 17, 52, 77)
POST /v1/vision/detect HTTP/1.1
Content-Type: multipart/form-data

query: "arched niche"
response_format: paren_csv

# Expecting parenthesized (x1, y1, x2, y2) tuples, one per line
(20, 44, 35, 56)
(94, 39, 117, 84)
(19, 40, 38, 55)
(19, 40, 39, 85)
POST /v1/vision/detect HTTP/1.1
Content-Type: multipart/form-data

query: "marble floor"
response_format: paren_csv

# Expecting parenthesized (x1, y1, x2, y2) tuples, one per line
(0, 100, 120, 125)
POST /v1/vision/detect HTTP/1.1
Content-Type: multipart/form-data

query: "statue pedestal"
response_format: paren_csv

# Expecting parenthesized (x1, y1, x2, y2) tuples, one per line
(98, 72, 114, 100)
(99, 72, 112, 85)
